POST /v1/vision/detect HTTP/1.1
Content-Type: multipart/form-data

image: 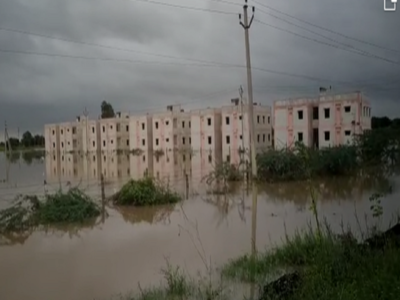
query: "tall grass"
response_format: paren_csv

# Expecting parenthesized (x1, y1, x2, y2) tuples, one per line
(0, 188, 101, 233)
(112, 177, 181, 206)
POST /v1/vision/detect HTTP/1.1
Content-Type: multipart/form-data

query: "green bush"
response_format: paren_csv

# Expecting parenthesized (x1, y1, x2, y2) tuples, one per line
(113, 177, 181, 206)
(0, 188, 100, 233)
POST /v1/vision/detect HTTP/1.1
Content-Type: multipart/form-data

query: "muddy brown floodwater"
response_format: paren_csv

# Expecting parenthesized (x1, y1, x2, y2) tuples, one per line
(0, 152, 399, 300)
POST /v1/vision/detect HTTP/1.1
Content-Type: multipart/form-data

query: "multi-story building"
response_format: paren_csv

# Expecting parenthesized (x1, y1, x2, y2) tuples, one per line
(130, 150, 154, 180)
(221, 98, 272, 165)
(129, 114, 153, 152)
(57, 122, 81, 153)
(274, 91, 372, 149)
(99, 112, 130, 153)
(152, 105, 191, 152)
(44, 124, 60, 153)
(79, 116, 101, 153)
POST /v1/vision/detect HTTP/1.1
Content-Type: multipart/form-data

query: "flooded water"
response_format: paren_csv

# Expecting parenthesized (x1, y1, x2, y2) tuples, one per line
(0, 151, 399, 300)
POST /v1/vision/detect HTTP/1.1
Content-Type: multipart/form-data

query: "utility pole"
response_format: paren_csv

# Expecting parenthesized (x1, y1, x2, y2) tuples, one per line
(239, 85, 245, 164)
(83, 107, 89, 154)
(239, 0, 257, 178)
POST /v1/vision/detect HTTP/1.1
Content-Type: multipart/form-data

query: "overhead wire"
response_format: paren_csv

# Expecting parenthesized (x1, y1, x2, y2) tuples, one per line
(252, 0, 400, 54)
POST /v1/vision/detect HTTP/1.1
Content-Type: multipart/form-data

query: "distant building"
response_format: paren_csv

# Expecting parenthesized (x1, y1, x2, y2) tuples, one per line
(221, 98, 272, 165)
(152, 105, 191, 152)
(99, 112, 130, 153)
(273, 91, 372, 149)
(129, 114, 153, 152)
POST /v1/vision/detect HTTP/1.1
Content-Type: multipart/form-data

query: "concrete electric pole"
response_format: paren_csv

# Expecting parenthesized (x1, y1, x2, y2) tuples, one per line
(239, 0, 257, 179)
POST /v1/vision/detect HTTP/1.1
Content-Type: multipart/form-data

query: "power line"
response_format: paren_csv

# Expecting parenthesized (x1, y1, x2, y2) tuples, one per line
(255, 8, 400, 66)
(253, 0, 400, 54)
(129, 0, 237, 15)
(254, 19, 400, 66)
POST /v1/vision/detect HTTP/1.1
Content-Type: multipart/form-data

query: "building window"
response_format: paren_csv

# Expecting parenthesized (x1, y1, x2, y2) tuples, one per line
(52, 130, 55, 135)
(263, 134, 265, 142)
(126, 139, 129, 146)
(298, 110, 303, 120)
(110, 125, 113, 129)
(52, 142, 55, 148)
(116, 124, 120, 132)
(111, 139, 114, 144)
(72, 127, 76, 134)
(226, 116, 230, 125)
(166, 138, 169, 143)
(239, 115, 242, 120)
(103, 156, 106, 162)
(240, 135, 242, 140)
(166, 120, 169, 126)
(102, 126, 105, 132)
(61, 142, 64, 148)
(257, 134, 260, 143)
(257, 115, 260, 123)
(182, 137, 185, 145)
(155, 121, 159, 129)
(182, 121, 185, 128)
(61, 129, 64, 135)
(208, 136, 212, 145)
(226, 155, 230, 163)
(268, 116, 270, 124)
(92, 127, 95, 133)
(142, 123, 145, 130)
(226, 135, 230, 144)
(262, 116, 265, 124)
(207, 118, 211, 126)
(324, 131, 330, 141)
(345, 130, 351, 136)
(92, 141, 95, 147)
(155, 138, 159, 146)
(189, 121, 191, 128)
(103, 140, 106, 146)
(324, 108, 330, 119)
(142, 155, 146, 162)
(208, 155, 212, 163)
(313, 107, 319, 120)
(344, 106, 351, 113)
(126, 125, 129, 132)
(298, 132, 303, 142)
(142, 139, 145, 146)
(268, 134, 271, 141)
(189, 137, 191, 144)
(93, 156, 95, 162)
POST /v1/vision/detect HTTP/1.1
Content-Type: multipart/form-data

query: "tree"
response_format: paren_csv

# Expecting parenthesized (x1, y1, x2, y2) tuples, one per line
(21, 131, 34, 148)
(101, 101, 116, 119)
(7, 137, 20, 149)
(372, 116, 400, 129)
(33, 135, 45, 147)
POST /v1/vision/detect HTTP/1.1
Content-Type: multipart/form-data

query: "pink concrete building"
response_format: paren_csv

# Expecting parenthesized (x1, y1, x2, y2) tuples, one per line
(129, 114, 153, 152)
(273, 91, 372, 149)
(152, 105, 191, 152)
(99, 112, 130, 153)
(221, 99, 272, 165)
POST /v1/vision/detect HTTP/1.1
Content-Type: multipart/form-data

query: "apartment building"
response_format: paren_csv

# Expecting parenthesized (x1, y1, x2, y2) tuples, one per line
(221, 99, 272, 165)
(129, 114, 153, 151)
(79, 116, 101, 153)
(99, 112, 130, 153)
(44, 124, 60, 153)
(274, 91, 372, 149)
(130, 150, 154, 180)
(152, 105, 191, 152)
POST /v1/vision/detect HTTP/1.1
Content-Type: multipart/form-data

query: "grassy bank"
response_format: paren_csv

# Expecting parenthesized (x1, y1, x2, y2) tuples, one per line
(0, 188, 100, 233)
(112, 177, 181, 206)
(222, 226, 400, 300)
(257, 128, 400, 181)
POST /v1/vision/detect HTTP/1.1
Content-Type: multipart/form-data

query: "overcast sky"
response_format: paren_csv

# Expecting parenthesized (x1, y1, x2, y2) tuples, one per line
(0, 0, 399, 138)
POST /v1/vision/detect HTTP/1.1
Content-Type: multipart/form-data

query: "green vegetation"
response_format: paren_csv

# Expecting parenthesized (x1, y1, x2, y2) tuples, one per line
(221, 224, 400, 300)
(0, 188, 101, 233)
(203, 161, 244, 194)
(257, 127, 400, 182)
(0, 131, 45, 152)
(112, 177, 181, 206)
(101, 100, 116, 119)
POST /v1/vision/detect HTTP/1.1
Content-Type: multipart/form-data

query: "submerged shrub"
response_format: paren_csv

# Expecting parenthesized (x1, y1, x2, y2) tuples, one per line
(0, 188, 100, 233)
(113, 177, 181, 206)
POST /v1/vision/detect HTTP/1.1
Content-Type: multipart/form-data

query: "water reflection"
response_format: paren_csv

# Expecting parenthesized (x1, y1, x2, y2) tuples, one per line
(5, 150, 45, 165)
(116, 204, 176, 225)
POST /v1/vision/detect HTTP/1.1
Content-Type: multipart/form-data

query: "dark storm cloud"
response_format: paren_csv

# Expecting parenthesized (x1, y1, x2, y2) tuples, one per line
(0, 0, 399, 140)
